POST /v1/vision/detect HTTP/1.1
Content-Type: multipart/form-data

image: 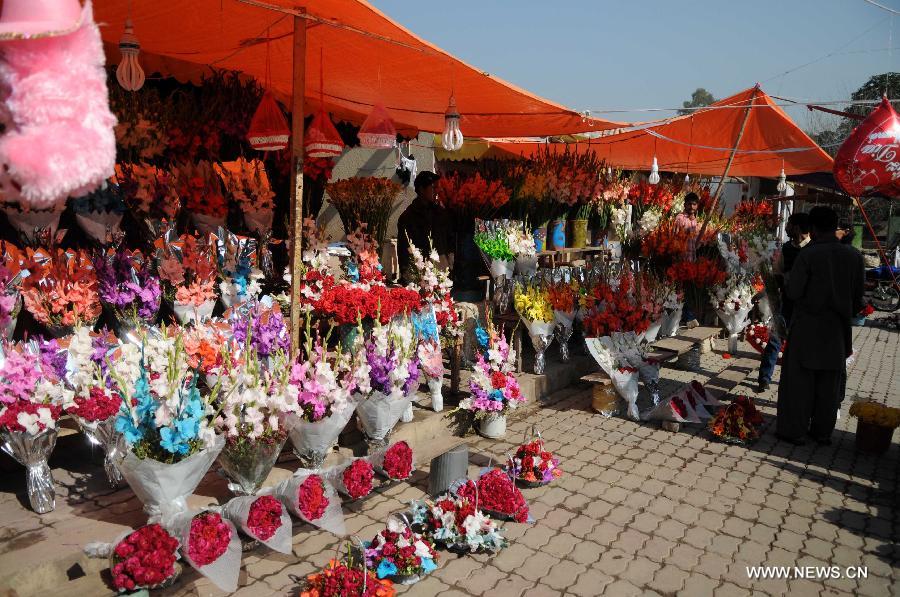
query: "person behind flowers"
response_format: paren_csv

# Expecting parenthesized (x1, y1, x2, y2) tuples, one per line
(757, 212, 809, 392)
(776, 207, 863, 445)
(674, 192, 701, 323)
(397, 171, 454, 283)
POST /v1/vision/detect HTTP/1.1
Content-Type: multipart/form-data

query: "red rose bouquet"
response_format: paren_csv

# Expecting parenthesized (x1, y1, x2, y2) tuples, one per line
(339, 459, 375, 500)
(457, 470, 529, 523)
(222, 494, 293, 554)
(298, 475, 330, 521)
(110, 524, 180, 592)
(373, 441, 413, 481)
(509, 438, 562, 486)
(170, 510, 240, 592)
(300, 559, 396, 597)
(364, 518, 439, 581)
(274, 470, 347, 535)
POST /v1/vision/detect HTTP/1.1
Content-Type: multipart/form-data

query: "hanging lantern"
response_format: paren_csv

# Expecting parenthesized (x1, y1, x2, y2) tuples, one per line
(442, 94, 463, 152)
(358, 104, 397, 149)
(305, 110, 344, 158)
(648, 157, 660, 185)
(116, 19, 145, 92)
(247, 91, 290, 151)
(776, 166, 788, 194)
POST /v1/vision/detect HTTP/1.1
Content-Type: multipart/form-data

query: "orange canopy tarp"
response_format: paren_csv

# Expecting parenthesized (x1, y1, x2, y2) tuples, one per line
(492, 87, 834, 177)
(94, 0, 621, 138)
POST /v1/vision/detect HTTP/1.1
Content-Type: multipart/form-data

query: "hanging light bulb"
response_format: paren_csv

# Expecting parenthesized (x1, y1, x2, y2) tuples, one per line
(648, 156, 660, 185)
(776, 166, 788, 194)
(442, 93, 464, 152)
(683, 173, 690, 189)
(116, 19, 145, 92)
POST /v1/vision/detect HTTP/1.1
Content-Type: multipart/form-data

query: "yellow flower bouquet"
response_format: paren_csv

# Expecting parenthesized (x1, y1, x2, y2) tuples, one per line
(514, 282, 556, 375)
(848, 401, 900, 429)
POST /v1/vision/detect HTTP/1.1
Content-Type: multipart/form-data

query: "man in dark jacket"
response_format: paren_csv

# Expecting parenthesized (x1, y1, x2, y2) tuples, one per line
(776, 206, 864, 445)
(396, 171, 454, 283)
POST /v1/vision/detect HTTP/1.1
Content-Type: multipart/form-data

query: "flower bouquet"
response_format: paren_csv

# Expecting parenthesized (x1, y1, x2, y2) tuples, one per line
(300, 557, 396, 597)
(364, 515, 439, 585)
(0, 244, 26, 339)
(710, 275, 755, 353)
(658, 287, 684, 338)
(215, 347, 295, 496)
(177, 161, 228, 234)
(331, 458, 376, 501)
(213, 228, 263, 309)
(584, 332, 658, 421)
(746, 323, 785, 363)
(513, 282, 556, 374)
(437, 172, 510, 220)
(0, 345, 68, 513)
(0, 202, 64, 246)
(456, 470, 530, 523)
(112, 333, 224, 524)
(508, 436, 562, 488)
(666, 256, 727, 322)
(582, 270, 652, 340)
(353, 318, 420, 449)
(230, 305, 291, 367)
(408, 491, 507, 554)
(459, 321, 524, 439)
(72, 182, 127, 245)
(849, 400, 900, 454)
(115, 163, 181, 243)
(222, 493, 293, 554)
(181, 323, 229, 384)
(169, 510, 241, 592)
(327, 177, 403, 246)
(646, 389, 703, 424)
(369, 440, 414, 482)
(156, 233, 218, 325)
(95, 249, 161, 334)
(404, 240, 460, 345)
(303, 276, 422, 327)
(546, 276, 577, 361)
(21, 248, 102, 337)
(417, 339, 444, 412)
(273, 469, 347, 535)
(474, 219, 516, 280)
(509, 224, 538, 275)
(108, 524, 181, 592)
(66, 328, 127, 487)
(707, 396, 763, 444)
(286, 320, 359, 468)
(215, 158, 275, 234)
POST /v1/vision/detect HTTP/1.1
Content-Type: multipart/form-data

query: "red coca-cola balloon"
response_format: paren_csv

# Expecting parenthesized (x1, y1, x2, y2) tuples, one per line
(834, 97, 900, 199)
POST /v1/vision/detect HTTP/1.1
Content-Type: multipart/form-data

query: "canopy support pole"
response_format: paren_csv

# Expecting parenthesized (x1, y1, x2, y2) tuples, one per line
(697, 85, 759, 241)
(855, 197, 900, 293)
(289, 11, 307, 353)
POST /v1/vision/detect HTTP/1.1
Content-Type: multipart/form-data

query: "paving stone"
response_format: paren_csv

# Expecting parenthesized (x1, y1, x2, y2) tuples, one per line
(489, 574, 534, 597)
(518, 552, 561, 583)
(650, 564, 691, 594)
(568, 568, 615, 597)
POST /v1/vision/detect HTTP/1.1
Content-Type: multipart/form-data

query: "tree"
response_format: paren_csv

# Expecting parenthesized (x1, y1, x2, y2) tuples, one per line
(677, 88, 716, 115)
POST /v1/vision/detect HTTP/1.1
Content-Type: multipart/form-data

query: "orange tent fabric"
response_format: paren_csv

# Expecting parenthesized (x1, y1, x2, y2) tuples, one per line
(493, 87, 834, 177)
(94, 0, 621, 138)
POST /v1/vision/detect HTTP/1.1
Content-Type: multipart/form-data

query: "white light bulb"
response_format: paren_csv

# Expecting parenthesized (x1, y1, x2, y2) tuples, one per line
(442, 94, 464, 152)
(116, 19, 145, 92)
(648, 156, 660, 185)
(683, 173, 690, 189)
(776, 168, 787, 193)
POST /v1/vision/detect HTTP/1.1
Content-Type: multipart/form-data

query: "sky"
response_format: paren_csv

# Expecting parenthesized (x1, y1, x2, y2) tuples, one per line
(372, 0, 899, 130)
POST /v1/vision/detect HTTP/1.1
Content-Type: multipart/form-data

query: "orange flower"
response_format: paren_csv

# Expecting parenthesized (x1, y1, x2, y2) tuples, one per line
(20, 249, 101, 328)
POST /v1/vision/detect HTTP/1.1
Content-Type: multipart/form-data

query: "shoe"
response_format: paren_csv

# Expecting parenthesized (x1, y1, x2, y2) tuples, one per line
(776, 434, 806, 446)
(756, 380, 770, 393)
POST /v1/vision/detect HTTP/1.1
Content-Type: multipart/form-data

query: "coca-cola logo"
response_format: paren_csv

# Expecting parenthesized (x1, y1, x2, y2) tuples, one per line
(835, 98, 900, 198)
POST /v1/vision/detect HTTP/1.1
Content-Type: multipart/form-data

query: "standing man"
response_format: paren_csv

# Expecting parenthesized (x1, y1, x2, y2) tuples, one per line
(397, 171, 454, 283)
(776, 206, 864, 445)
(674, 192, 701, 261)
(757, 212, 810, 392)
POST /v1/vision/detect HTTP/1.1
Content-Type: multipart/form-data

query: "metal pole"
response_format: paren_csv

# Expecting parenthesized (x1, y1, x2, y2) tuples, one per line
(696, 86, 760, 241)
(289, 12, 307, 353)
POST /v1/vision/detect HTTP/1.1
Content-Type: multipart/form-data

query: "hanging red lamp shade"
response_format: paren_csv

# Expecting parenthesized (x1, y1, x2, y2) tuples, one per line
(358, 103, 397, 149)
(248, 91, 290, 151)
(305, 110, 344, 158)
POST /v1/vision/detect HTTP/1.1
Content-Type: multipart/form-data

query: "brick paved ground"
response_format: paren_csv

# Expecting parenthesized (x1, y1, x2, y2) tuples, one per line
(1, 323, 898, 596)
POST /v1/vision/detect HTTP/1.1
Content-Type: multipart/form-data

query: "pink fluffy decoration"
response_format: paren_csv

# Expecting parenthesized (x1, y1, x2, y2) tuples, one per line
(0, 1, 116, 211)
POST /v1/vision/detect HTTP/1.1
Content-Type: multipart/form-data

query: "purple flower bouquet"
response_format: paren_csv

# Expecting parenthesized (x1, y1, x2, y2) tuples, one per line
(95, 249, 161, 332)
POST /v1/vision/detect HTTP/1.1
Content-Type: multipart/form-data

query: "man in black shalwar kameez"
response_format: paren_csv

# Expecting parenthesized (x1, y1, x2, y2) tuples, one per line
(776, 207, 864, 445)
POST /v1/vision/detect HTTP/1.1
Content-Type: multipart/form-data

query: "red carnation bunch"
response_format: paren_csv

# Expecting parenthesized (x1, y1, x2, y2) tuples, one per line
(381, 441, 413, 481)
(0, 401, 62, 433)
(110, 524, 179, 592)
(67, 387, 122, 422)
(307, 280, 422, 326)
(342, 459, 374, 500)
(458, 470, 529, 523)
(298, 475, 329, 521)
(247, 495, 284, 541)
(187, 512, 232, 566)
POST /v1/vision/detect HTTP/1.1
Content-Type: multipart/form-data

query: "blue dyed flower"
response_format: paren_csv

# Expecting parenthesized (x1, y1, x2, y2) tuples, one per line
(420, 557, 437, 574)
(346, 260, 360, 283)
(475, 325, 489, 350)
(160, 426, 189, 455)
(115, 412, 143, 444)
(412, 310, 439, 342)
(489, 389, 504, 402)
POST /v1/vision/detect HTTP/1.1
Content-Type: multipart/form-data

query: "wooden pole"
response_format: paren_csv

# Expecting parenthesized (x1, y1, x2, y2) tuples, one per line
(696, 86, 760, 241)
(289, 12, 307, 353)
